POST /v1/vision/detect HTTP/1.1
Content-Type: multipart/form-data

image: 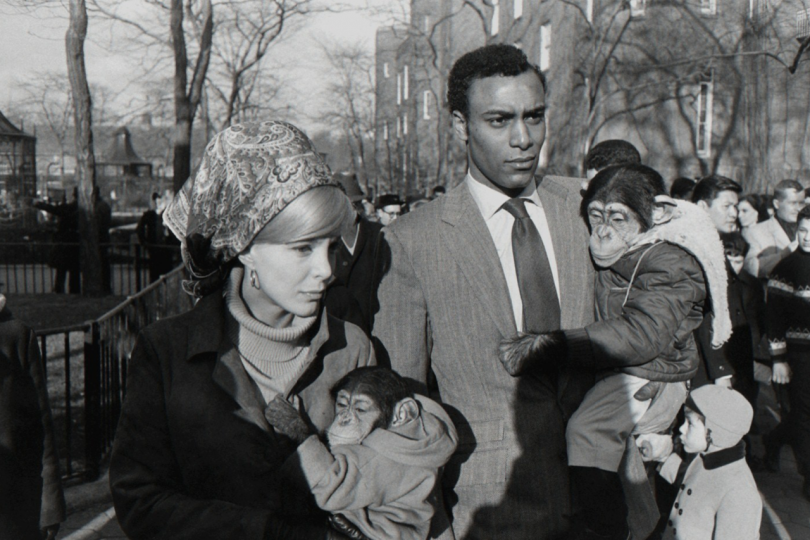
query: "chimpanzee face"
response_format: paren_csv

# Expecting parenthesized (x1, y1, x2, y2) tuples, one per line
(326, 389, 386, 447)
(586, 201, 644, 268)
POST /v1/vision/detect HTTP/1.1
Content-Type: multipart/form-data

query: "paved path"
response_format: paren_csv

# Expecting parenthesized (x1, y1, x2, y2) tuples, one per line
(57, 385, 810, 539)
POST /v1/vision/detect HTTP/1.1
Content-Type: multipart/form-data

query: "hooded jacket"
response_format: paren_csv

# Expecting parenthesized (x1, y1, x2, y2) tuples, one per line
(291, 395, 458, 540)
(564, 200, 728, 382)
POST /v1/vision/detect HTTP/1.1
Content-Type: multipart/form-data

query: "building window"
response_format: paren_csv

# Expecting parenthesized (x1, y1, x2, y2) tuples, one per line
(539, 23, 552, 72)
(424, 15, 430, 33)
(383, 121, 389, 141)
(491, 1, 500, 36)
(514, 0, 523, 19)
(423, 91, 432, 120)
(586, 0, 593, 23)
(798, 8, 810, 39)
(397, 73, 402, 105)
(404, 65, 409, 100)
(396, 117, 401, 138)
(749, 0, 771, 19)
(699, 0, 716, 16)
(696, 71, 714, 159)
(383, 62, 390, 78)
(630, 0, 646, 18)
(403, 113, 409, 135)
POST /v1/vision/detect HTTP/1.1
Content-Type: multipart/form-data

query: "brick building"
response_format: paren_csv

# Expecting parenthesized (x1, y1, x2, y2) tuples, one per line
(375, 0, 810, 196)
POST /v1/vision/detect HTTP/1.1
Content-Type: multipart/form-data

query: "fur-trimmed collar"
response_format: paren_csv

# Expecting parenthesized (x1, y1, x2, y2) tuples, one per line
(635, 200, 731, 348)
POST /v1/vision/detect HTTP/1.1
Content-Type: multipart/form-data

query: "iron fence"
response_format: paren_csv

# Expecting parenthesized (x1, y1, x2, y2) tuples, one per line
(0, 242, 181, 296)
(36, 265, 195, 481)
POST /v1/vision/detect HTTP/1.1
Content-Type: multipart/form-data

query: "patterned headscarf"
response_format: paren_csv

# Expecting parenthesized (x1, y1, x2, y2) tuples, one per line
(164, 121, 336, 275)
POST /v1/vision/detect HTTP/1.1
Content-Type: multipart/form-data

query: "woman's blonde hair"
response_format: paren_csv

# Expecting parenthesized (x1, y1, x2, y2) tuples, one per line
(252, 186, 354, 245)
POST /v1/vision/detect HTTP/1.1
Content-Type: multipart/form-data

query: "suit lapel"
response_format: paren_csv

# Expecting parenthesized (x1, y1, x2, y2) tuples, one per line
(440, 183, 517, 338)
(537, 178, 573, 325)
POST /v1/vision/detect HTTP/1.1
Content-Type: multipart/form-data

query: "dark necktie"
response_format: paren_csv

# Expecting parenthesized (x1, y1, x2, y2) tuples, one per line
(501, 198, 561, 333)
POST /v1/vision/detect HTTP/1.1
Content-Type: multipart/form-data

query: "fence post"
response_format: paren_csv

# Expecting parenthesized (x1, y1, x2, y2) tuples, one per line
(135, 244, 143, 292)
(84, 322, 102, 481)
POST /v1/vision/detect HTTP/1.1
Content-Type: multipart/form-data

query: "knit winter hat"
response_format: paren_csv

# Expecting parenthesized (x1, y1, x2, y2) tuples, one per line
(686, 385, 753, 450)
(163, 121, 336, 270)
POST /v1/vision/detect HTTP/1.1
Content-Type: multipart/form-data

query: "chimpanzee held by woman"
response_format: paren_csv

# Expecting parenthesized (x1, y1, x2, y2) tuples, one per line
(500, 163, 731, 540)
(109, 121, 375, 540)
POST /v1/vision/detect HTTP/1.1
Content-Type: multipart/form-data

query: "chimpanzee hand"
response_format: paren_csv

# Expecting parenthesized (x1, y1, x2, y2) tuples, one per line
(264, 395, 314, 446)
(328, 514, 370, 540)
(498, 330, 566, 377)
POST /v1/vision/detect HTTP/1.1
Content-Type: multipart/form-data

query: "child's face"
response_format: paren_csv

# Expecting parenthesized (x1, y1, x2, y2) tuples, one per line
(798, 218, 810, 253)
(679, 408, 709, 454)
(725, 250, 744, 275)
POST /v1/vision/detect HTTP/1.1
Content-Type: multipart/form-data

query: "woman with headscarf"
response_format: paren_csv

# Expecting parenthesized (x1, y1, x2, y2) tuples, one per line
(109, 121, 375, 540)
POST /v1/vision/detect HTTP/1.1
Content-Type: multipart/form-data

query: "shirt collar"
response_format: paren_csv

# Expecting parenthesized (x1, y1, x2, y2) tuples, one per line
(464, 172, 541, 221)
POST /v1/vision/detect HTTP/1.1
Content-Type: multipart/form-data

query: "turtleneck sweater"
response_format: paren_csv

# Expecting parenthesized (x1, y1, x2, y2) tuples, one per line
(225, 267, 317, 403)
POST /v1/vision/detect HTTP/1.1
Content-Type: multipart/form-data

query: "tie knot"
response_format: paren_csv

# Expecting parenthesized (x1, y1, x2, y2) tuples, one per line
(502, 198, 530, 220)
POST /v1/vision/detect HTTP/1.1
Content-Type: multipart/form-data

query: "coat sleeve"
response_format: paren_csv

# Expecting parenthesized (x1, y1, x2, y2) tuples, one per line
(565, 245, 706, 370)
(109, 333, 325, 540)
(27, 328, 66, 528)
(372, 227, 431, 390)
(766, 264, 791, 359)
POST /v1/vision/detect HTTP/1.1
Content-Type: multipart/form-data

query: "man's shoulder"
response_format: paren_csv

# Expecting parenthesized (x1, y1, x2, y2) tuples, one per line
(386, 192, 450, 237)
(749, 217, 778, 239)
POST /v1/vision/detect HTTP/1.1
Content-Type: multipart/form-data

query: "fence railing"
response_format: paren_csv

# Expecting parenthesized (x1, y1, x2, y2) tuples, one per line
(37, 265, 195, 482)
(0, 242, 181, 296)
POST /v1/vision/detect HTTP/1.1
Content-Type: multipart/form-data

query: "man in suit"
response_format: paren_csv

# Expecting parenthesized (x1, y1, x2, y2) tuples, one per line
(373, 44, 594, 539)
(744, 179, 805, 278)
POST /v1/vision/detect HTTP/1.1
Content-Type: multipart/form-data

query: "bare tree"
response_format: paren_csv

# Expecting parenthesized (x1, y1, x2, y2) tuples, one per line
(66, 0, 103, 296)
(319, 40, 376, 190)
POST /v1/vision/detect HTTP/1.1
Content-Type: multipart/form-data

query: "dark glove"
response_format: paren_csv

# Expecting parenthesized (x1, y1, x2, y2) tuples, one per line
(264, 395, 314, 446)
(328, 514, 369, 540)
(499, 330, 567, 377)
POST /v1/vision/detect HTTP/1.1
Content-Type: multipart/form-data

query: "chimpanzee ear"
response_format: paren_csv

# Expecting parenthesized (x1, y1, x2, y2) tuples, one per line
(652, 195, 677, 226)
(390, 397, 420, 427)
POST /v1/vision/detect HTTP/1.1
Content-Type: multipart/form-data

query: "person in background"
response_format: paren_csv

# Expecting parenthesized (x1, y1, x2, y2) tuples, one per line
(33, 189, 81, 294)
(584, 139, 641, 180)
(375, 194, 403, 226)
(691, 175, 742, 388)
(0, 294, 66, 540)
(110, 121, 373, 540)
(737, 193, 769, 242)
(325, 174, 384, 335)
(431, 185, 446, 199)
(637, 385, 761, 540)
(669, 177, 696, 201)
(136, 192, 175, 283)
(762, 206, 810, 498)
(94, 187, 113, 294)
(745, 179, 805, 278)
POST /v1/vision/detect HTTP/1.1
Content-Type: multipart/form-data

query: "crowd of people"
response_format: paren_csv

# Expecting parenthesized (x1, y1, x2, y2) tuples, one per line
(5, 42, 810, 540)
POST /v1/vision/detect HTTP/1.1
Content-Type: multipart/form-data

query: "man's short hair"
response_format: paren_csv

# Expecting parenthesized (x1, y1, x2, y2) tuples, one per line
(691, 175, 742, 205)
(774, 179, 804, 201)
(585, 140, 641, 172)
(798, 205, 810, 224)
(670, 177, 696, 200)
(447, 44, 546, 118)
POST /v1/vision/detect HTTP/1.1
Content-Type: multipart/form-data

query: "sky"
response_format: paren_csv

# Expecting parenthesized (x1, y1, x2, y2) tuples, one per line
(0, 0, 400, 133)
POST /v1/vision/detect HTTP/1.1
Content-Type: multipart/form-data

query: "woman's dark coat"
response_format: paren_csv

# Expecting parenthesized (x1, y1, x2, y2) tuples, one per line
(0, 308, 65, 540)
(109, 292, 375, 540)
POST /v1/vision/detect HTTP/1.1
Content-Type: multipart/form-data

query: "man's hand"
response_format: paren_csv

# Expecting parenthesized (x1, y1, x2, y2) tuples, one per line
(636, 434, 673, 463)
(498, 331, 566, 377)
(713, 377, 733, 388)
(264, 395, 313, 446)
(772, 361, 792, 385)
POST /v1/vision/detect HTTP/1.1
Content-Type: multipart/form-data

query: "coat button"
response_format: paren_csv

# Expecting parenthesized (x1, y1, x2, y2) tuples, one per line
(687, 489, 692, 495)
(679, 509, 683, 515)
(674, 503, 679, 509)
(668, 520, 673, 526)
(680, 484, 685, 490)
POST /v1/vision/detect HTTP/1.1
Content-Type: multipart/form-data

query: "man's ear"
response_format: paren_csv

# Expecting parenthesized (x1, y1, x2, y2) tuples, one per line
(652, 195, 677, 225)
(452, 111, 469, 142)
(390, 397, 420, 427)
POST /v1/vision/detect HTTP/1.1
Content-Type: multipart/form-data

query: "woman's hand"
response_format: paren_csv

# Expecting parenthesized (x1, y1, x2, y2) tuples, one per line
(772, 361, 791, 385)
(264, 395, 314, 446)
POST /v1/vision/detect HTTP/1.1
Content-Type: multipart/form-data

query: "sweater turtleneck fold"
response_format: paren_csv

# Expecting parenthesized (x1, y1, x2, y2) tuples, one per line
(224, 267, 318, 402)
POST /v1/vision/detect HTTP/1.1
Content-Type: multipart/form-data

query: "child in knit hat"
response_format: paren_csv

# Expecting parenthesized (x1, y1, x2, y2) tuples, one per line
(637, 385, 762, 540)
